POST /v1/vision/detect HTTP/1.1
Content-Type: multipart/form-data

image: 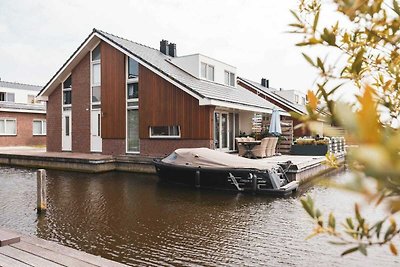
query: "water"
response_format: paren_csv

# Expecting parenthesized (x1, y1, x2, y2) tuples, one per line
(0, 166, 398, 266)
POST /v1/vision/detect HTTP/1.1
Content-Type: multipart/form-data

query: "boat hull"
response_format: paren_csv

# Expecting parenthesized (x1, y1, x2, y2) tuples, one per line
(153, 159, 298, 196)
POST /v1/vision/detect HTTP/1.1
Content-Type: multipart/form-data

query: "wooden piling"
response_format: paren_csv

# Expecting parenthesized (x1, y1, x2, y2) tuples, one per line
(195, 170, 201, 188)
(36, 169, 47, 213)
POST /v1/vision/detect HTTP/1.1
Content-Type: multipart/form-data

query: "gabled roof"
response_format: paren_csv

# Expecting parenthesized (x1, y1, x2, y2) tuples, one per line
(39, 29, 278, 113)
(237, 77, 307, 115)
(0, 80, 42, 91)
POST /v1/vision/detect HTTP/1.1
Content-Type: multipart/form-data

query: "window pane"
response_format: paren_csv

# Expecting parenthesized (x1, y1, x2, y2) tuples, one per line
(5, 120, 16, 135)
(170, 126, 179, 136)
(65, 116, 70, 136)
(92, 86, 101, 102)
(92, 63, 101, 85)
(151, 126, 180, 137)
(92, 45, 101, 61)
(224, 71, 229, 85)
(63, 91, 71, 105)
(6, 93, 15, 102)
(230, 73, 235, 86)
(201, 63, 207, 78)
(208, 65, 214, 81)
(127, 83, 139, 99)
(127, 109, 139, 152)
(0, 92, 4, 101)
(43, 121, 47, 135)
(128, 58, 139, 78)
(0, 120, 5, 134)
(63, 76, 72, 89)
(33, 121, 41, 135)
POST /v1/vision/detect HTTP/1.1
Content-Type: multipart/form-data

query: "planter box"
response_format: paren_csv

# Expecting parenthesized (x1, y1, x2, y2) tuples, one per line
(291, 144, 328, 156)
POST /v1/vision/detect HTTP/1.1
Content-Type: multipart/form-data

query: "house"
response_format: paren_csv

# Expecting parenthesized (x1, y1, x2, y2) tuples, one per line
(0, 80, 46, 146)
(38, 29, 293, 157)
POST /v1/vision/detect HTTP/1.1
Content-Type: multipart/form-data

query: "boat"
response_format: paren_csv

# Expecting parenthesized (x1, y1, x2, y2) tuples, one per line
(153, 148, 299, 196)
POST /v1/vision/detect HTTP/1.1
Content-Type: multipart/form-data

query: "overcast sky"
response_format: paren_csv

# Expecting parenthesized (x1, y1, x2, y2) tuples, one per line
(0, 0, 350, 98)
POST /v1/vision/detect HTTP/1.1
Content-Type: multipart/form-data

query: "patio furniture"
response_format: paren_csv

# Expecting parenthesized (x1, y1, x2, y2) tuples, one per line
(251, 137, 271, 158)
(236, 137, 255, 157)
(237, 140, 261, 158)
(266, 137, 279, 157)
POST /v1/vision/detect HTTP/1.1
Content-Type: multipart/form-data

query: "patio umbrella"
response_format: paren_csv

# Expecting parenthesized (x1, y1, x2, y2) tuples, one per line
(268, 108, 282, 136)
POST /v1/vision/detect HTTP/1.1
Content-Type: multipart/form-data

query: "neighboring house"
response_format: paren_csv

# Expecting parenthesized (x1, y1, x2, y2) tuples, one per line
(0, 80, 46, 146)
(38, 29, 288, 156)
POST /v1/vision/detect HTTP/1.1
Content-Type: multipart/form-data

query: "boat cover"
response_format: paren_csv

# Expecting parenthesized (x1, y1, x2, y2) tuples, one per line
(161, 148, 279, 170)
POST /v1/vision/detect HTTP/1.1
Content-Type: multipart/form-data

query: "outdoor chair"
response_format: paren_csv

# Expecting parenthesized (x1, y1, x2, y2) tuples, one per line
(235, 137, 246, 157)
(266, 137, 279, 157)
(251, 137, 270, 158)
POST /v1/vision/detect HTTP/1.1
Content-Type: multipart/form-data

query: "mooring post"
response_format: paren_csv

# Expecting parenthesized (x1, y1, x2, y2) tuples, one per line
(37, 169, 47, 213)
(195, 169, 201, 188)
(251, 173, 257, 193)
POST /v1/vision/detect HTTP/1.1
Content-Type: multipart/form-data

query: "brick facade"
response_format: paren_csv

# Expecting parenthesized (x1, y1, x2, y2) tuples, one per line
(0, 111, 46, 147)
(47, 84, 62, 151)
(140, 139, 213, 157)
(102, 139, 126, 156)
(72, 52, 91, 153)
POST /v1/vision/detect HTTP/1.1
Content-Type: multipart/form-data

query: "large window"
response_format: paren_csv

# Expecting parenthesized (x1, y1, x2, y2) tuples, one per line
(91, 44, 101, 104)
(0, 118, 16, 135)
(127, 109, 139, 152)
(150, 126, 181, 138)
(63, 75, 72, 105)
(127, 57, 140, 153)
(33, 120, 46, 135)
(200, 62, 214, 81)
(0, 92, 15, 102)
(224, 70, 235, 86)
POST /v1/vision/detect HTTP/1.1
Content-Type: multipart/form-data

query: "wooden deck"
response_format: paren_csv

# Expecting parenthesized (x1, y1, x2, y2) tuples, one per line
(0, 228, 127, 267)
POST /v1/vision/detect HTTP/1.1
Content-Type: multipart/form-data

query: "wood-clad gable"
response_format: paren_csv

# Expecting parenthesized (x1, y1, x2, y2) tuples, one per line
(100, 41, 126, 139)
(139, 65, 214, 140)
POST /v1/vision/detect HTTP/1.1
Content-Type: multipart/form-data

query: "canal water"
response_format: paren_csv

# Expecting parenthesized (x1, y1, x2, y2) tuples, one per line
(0, 166, 398, 266)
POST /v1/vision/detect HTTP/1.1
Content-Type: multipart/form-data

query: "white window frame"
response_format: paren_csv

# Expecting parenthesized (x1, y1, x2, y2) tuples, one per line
(149, 125, 181, 139)
(33, 119, 46, 136)
(200, 62, 215, 81)
(224, 70, 236, 87)
(91, 45, 101, 105)
(0, 118, 17, 136)
(126, 56, 140, 154)
(0, 92, 15, 102)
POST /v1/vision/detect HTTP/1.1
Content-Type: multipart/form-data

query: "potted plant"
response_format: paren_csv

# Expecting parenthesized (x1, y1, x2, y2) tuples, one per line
(291, 137, 329, 156)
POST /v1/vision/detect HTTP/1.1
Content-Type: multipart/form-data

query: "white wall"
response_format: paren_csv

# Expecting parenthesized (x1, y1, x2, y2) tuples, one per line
(171, 53, 237, 87)
(0, 87, 40, 104)
(274, 89, 306, 105)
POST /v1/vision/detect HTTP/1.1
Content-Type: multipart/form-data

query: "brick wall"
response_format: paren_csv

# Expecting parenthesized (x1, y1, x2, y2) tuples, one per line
(0, 111, 46, 147)
(140, 139, 213, 157)
(102, 139, 126, 156)
(47, 84, 62, 151)
(72, 52, 91, 153)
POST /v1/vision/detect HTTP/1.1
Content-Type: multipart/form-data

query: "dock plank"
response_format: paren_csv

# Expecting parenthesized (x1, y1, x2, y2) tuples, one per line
(0, 245, 61, 267)
(11, 241, 97, 267)
(0, 253, 31, 267)
(0, 229, 20, 247)
(20, 236, 127, 267)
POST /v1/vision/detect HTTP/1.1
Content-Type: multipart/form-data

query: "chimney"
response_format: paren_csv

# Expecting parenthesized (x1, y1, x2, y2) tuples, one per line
(168, 43, 177, 57)
(160, 39, 169, 55)
(261, 78, 269, 88)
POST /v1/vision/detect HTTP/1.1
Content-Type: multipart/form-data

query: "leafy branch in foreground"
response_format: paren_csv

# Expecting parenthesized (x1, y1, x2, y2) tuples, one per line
(289, 0, 400, 256)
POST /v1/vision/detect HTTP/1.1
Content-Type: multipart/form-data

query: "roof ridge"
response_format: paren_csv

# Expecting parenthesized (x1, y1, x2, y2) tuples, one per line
(93, 28, 165, 54)
(0, 80, 42, 88)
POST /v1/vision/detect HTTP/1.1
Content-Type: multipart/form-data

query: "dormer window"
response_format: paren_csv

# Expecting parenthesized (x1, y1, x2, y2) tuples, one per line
(200, 62, 214, 81)
(224, 71, 235, 86)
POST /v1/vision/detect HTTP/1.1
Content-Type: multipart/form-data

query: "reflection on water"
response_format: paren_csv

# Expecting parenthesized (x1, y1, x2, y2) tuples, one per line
(0, 166, 398, 266)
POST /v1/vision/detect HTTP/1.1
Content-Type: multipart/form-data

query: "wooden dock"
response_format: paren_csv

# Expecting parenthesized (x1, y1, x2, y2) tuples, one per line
(0, 228, 127, 267)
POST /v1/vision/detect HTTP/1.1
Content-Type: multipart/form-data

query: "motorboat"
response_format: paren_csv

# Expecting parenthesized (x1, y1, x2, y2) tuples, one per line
(153, 148, 299, 196)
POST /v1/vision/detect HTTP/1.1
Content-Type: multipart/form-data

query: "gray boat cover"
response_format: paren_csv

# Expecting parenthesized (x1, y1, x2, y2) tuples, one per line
(161, 148, 279, 170)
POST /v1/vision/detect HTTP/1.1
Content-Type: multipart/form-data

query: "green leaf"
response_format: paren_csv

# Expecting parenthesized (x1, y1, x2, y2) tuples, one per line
(313, 10, 320, 32)
(301, 197, 315, 218)
(328, 212, 336, 230)
(346, 217, 354, 229)
(352, 49, 365, 75)
(317, 57, 325, 73)
(328, 241, 349, 246)
(393, 0, 400, 16)
(290, 9, 301, 22)
(341, 246, 359, 256)
(302, 53, 315, 67)
(358, 244, 368, 256)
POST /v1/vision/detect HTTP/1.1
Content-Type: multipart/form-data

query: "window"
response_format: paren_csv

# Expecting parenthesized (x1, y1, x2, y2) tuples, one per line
(0, 118, 16, 135)
(92, 63, 101, 85)
(224, 71, 235, 86)
(128, 57, 139, 79)
(150, 126, 180, 138)
(33, 120, 46, 135)
(63, 75, 72, 105)
(92, 45, 101, 61)
(127, 83, 139, 99)
(65, 116, 70, 136)
(0, 92, 15, 102)
(200, 62, 214, 81)
(92, 86, 101, 103)
(295, 94, 299, 104)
